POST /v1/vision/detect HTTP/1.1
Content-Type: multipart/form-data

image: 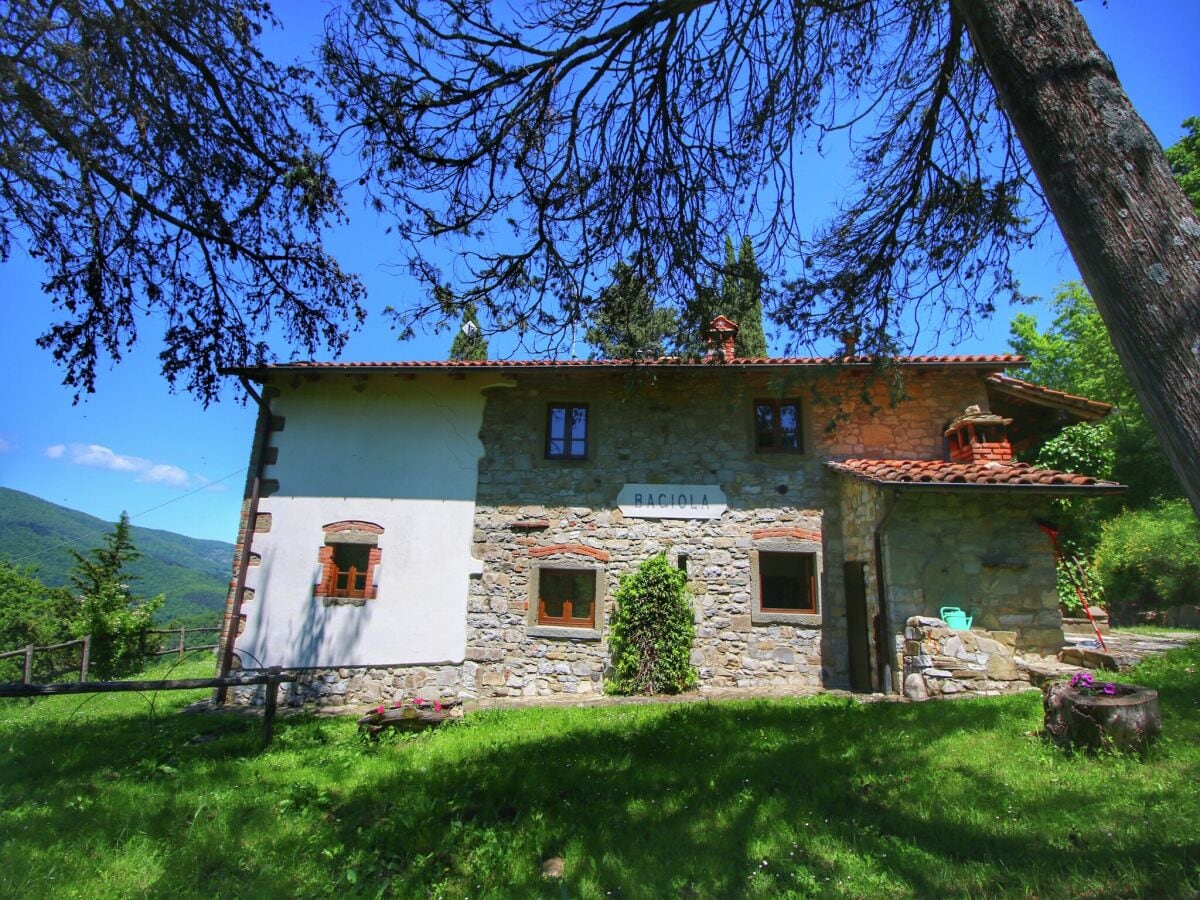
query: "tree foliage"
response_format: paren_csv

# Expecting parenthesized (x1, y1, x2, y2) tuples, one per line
(583, 263, 677, 359)
(724, 237, 768, 358)
(69, 511, 140, 599)
(75, 581, 162, 680)
(607, 555, 696, 695)
(1165, 117, 1200, 214)
(2, 0, 365, 402)
(1010, 283, 1184, 508)
(449, 301, 489, 361)
(68, 512, 162, 678)
(0, 563, 77, 681)
(1094, 501, 1200, 614)
(323, 0, 1031, 356)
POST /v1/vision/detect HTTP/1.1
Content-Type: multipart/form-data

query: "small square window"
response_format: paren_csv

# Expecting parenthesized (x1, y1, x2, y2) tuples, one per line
(328, 543, 371, 599)
(754, 399, 803, 453)
(758, 551, 817, 613)
(546, 403, 588, 459)
(537, 568, 597, 627)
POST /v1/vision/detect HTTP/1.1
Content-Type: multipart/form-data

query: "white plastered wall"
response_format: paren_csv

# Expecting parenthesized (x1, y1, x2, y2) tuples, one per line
(234, 373, 504, 669)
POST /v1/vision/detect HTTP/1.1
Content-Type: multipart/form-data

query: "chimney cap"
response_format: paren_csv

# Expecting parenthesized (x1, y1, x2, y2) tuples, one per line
(946, 405, 1012, 432)
(706, 314, 740, 334)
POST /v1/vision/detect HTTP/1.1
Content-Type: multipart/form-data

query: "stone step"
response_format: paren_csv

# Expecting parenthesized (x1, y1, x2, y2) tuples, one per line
(1058, 645, 1139, 672)
(1062, 617, 1110, 635)
(1017, 657, 1079, 688)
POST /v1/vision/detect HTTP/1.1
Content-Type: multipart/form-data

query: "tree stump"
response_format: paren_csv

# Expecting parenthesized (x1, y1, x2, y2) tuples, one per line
(357, 700, 462, 739)
(1043, 681, 1161, 754)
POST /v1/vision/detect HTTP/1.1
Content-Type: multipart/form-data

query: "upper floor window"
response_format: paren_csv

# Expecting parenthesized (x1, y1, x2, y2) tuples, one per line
(546, 403, 589, 459)
(754, 399, 803, 453)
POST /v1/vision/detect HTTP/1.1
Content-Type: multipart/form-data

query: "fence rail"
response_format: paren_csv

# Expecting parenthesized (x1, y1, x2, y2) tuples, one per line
(0, 636, 91, 684)
(1, 625, 221, 685)
(0, 668, 295, 747)
(146, 626, 221, 658)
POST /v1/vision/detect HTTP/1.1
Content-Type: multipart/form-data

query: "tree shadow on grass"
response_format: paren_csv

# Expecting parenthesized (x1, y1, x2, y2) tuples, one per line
(4, 655, 1200, 898)
(315, 695, 1200, 897)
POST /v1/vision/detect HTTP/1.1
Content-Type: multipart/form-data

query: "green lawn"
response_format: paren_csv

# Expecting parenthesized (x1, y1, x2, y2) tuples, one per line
(3, 648, 1199, 899)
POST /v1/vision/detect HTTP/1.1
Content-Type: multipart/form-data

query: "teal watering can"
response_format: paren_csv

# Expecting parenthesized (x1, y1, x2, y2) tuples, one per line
(940, 606, 973, 630)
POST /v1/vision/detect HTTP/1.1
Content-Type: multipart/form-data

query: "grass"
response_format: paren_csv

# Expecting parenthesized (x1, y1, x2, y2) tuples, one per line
(3, 649, 1200, 898)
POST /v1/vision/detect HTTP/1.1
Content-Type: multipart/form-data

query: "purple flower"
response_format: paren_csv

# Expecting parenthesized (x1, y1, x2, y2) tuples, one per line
(1102, 683, 1117, 695)
(1071, 672, 1095, 689)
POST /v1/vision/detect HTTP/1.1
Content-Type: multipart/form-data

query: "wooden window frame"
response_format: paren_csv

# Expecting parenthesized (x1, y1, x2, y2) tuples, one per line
(315, 521, 383, 605)
(327, 543, 372, 600)
(536, 567, 597, 628)
(545, 402, 589, 460)
(753, 399, 804, 454)
(757, 551, 818, 614)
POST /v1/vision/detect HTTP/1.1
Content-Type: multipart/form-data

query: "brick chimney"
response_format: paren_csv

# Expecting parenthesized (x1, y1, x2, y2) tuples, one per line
(705, 315, 740, 362)
(945, 406, 1014, 464)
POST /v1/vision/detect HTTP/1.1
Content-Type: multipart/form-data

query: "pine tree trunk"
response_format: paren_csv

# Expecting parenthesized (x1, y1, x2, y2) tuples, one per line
(955, 0, 1200, 516)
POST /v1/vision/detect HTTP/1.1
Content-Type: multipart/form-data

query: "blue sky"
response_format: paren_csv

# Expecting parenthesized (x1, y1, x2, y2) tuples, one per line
(0, 0, 1196, 545)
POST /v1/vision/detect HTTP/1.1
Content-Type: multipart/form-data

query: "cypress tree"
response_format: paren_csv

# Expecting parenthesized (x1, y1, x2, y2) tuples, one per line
(449, 302, 489, 361)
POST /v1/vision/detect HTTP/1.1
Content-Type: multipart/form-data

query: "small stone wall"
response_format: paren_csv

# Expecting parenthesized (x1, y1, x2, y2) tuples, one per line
(902, 616, 1035, 699)
(228, 663, 466, 708)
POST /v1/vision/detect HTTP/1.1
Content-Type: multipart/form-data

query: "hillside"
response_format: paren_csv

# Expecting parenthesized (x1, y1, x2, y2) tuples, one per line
(0, 488, 234, 625)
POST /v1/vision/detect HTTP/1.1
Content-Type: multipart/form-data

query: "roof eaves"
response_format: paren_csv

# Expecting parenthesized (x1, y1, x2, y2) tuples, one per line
(222, 354, 1027, 380)
(985, 373, 1112, 419)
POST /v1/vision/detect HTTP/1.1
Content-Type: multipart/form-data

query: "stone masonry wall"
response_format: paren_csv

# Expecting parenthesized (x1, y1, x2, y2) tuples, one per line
(901, 616, 1033, 699)
(464, 367, 981, 698)
(229, 663, 467, 708)
(883, 492, 1063, 661)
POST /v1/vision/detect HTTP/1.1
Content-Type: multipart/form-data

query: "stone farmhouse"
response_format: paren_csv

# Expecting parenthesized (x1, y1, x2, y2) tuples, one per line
(218, 317, 1123, 706)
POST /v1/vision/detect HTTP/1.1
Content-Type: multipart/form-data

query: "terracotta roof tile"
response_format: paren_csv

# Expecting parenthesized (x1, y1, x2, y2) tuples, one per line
(827, 458, 1125, 493)
(225, 353, 1024, 377)
(985, 373, 1112, 419)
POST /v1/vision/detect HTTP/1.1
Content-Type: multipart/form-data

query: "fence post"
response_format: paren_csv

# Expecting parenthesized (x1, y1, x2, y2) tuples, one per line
(23, 644, 34, 685)
(261, 666, 282, 749)
(80, 635, 91, 683)
(178, 626, 186, 659)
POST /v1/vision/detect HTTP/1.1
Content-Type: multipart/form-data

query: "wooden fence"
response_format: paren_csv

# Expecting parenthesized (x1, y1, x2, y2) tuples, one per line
(0, 636, 91, 685)
(0, 668, 295, 747)
(1, 625, 220, 686)
(147, 626, 221, 658)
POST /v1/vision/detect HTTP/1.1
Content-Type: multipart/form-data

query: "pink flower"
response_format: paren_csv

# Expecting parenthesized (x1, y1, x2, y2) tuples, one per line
(434, 700, 443, 712)
(414, 697, 426, 706)
(392, 701, 403, 708)
(1102, 683, 1118, 695)
(375, 705, 385, 714)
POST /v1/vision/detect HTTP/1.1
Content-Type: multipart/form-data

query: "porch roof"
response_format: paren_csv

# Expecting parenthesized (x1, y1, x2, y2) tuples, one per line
(827, 458, 1126, 494)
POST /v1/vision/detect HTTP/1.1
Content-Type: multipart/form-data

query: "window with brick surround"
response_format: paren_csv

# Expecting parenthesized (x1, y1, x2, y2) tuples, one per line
(546, 403, 589, 459)
(757, 551, 818, 613)
(537, 568, 597, 627)
(754, 399, 803, 453)
(315, 521, 383, 605)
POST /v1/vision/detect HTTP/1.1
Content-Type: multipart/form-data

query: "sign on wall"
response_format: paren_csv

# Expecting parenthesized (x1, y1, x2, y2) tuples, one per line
(618, 484, 727, 520)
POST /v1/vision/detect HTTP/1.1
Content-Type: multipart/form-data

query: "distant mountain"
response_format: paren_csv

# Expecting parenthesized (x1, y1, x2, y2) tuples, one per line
(0, 487, 235, 625)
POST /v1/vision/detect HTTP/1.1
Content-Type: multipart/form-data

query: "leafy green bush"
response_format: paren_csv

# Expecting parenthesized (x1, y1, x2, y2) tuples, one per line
(0, 563, 77, 681)
(1054, 557, 1105, 615)
(1094, 500, 1200, 611)
(75, 582, 163, 680)
(607, 555, 696, 695)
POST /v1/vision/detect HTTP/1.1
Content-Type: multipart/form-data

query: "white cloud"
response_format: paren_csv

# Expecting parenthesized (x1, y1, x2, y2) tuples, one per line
(139, 463, 189, 488)
(0, 437, 10, 452)
(45, 442, 197, 489)
(72, 444, 142, 472)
